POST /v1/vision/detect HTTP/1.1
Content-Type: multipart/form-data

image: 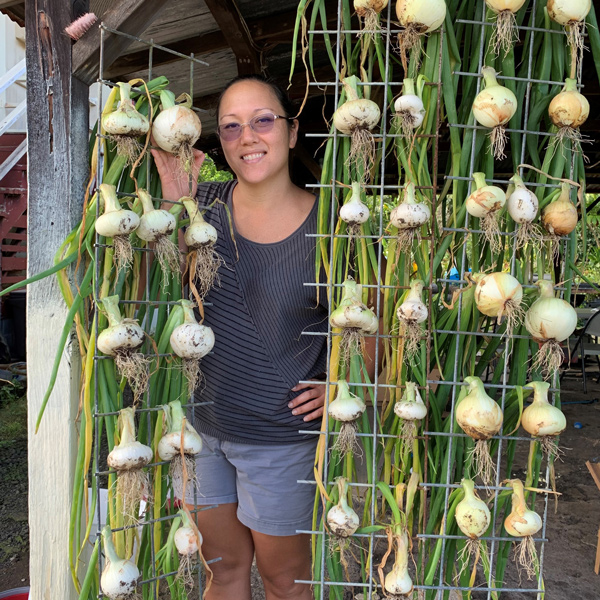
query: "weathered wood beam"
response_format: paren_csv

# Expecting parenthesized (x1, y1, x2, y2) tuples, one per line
(71, 0, 167, 85)
(203, 0, 261, 75)
(26, 1, 90, 598)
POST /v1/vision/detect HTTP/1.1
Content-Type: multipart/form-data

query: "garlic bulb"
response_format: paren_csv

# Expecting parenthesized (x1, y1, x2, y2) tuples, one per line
(389, 182, 431, 252)
(507, 175, 540, 249)
(472, 67, 517, 160)
(485, 0, 527, 57)
(339, 182, 370, 228)
(394, 78, 425, 136)
(327, 477, 360, 537)
(100, 525, 140, 599)
(396, 279, 428, 360)
(328, 379, 366, 458)
(466, 172, 506, 253)
(456, 376, 503, 486)
(525, 280, 577, 378)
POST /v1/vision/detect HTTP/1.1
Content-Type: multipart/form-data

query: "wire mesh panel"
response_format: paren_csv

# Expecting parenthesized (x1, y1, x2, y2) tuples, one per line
(294, 1, 590, 599)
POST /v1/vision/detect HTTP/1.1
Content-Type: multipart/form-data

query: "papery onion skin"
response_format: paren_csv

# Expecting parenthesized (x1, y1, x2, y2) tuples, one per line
(547, 0, 591, 25)
(355, 0, 388, 16)
(327, 477, 360, 537)
(504, 479, 542, 537)
(522, 381, 566, 437)
(472, 67, 517, 128)
(541, 197, 578, 236)
(456, 376, 503, 441)
(465, 173, 506, 219)
(395, 0, 447, 32)
(507, 184, 538, 224)
(473, 272, 523, 319)
(486, 0, 526, 12)
(548, 78, 589, 129)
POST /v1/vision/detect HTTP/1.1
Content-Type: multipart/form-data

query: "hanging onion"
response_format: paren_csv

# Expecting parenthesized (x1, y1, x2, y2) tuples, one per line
(547, 0, 591, 72)
(456, 376, 503, 487)
(389, 182, 431, 252)
(541, 182, 578, 260)
(327, 477, 360, 538)
(173, 509, 202, 588)
(524, 279, 578, 378)
(507, 174, 541, 249)
(339, 182, 370, 243)
(333, 76, 381, 182)
(466, 172, 506, 254)
(170, 299, 215, 393)
(107, 407, 153, 523)
(393, 78, 426, 137)
(393, 381, 427, 446)
(354, 0, 388, 39)
(504, 479, 542, 580)
(384, 531, 413, 596)
(548, 78, 589, 153)
(328, 379, 367, 458)
(472, 67, 517, 160)
(485, 1, 527, 57)
(96, 183, 140, 273)
(100, 525, 140, 600)
(396, 279, 428, 361)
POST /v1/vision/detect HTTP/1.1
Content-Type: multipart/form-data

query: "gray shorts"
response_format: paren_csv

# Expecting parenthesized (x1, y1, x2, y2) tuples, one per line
(185, 432, 318, 536)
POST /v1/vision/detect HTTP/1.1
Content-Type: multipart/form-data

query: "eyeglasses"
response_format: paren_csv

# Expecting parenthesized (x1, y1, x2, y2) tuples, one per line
(216, 112, 292, 142)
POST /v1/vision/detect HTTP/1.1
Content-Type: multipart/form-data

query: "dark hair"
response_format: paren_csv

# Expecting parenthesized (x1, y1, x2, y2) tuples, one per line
(216, 74, 296, 123)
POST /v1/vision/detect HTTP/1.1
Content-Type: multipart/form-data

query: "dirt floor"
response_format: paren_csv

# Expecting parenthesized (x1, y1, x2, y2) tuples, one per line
(1, 367, 599, 598)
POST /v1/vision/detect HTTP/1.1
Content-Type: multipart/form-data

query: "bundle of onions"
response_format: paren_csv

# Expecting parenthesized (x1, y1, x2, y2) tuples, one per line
(395, 0, 446, 70)
(485, 1, 526, 57)
(472, 272, 524, 338)
(332, 76, 381, 182)
(456, 376, 503, 487)
(327, 476, 360, 550)
(100, 525, 140, 600)
(393, 78, 426, 137)
(339, 181, 370, 239)
(170, 299, 215, 392)
(173, 509, 203, 588)
(384, 530, 413, 596)
(95, 183, 140, 273)
(455, 478, 490, 573)
(396, 279, 428, 360)
(97, 295, 149, 401)
(472, 67, 517, 160)
(541, 182, 578, 257)
(465, 172, 506, 253)
(354, 0, 388, 39)
(393, 381, 427, 446)
(158, 400, 203, 499)
(136, 188, 180, 283)
(102, 82, 149, 163)
(507, 174, 541, 249)
(548, 78, 589, 152)
(330, 277, 378, 364)
(504, 479, 542, 580)
(547, 0, 591, 71)
(524, 280, 577, 377)
(328, 379, 367, 458)
(522, 381, 566, 458)
(152, 90, 202, 173)
(106, 407, 153, 523)
(389, 182, 431, 253)
(182, 197, 223, 300)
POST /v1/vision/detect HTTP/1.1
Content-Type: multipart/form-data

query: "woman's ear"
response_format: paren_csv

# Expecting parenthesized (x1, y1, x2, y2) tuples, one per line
(288, 119, 299, 149)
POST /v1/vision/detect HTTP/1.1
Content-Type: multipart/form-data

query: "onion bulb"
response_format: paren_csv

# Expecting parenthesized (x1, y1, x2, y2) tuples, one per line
(182, 197, 223, 300)
(152, 90, 202, 173)
(455, 478, 490, 574)
(384, 530, 413, 596)
(486, 1, 527, 57)
(389, 182, 431, 252)
(393, 78, 425, 137)
(522, 380, 566, 458)
(396, 279, 428, 361)
(466, 172, 506, 253)
(456, 376, 503, 487)
(170, 299, 215, 392)
(525, 280, 577, 378)
(330, 277, 378, 365)
(394, 381, 427, 445)
(327, 477, 360, 538)
(548, 78, 589, 153)
(547, 0, 591, 72)
(328, 379, 366, 458)
(507, 174, 541, 249)
(354, 0, 388, 39)
(472, 272, 524, 337)
(339, 181, 370, 240)
(107, 407, 153, 523)
(332, 76, 381, 183)
(472, 67, 517, 160)
(96, 183, 140, 273)
(102, 82, 149, 164)
(504, 479, 542, 580)
(395, 0, 446, 72)
(541, 182, 578, 258)
(158, 400, 203, 499)
(100, 525, 140, 599)
(136, 188, 180, 284)
(173, 509, 202, 588)
(97, 295, 149, 401)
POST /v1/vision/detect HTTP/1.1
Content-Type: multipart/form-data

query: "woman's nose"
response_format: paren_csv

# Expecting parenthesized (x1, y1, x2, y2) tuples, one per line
(239, 121, 259, 143)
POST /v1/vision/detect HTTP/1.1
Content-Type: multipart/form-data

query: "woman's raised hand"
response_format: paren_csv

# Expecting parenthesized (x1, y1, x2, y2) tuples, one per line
(151, 146, 205, 202)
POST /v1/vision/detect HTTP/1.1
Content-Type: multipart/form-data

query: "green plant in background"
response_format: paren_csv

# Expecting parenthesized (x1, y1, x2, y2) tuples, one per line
(0, 379, 27, 447)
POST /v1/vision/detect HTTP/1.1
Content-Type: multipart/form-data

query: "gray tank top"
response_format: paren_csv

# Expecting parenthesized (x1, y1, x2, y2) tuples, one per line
(191, 180, 328, 444)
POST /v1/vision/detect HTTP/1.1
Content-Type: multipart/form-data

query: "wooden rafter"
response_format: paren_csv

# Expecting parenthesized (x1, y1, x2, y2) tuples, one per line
(203, 0, 261, 75)
(71, 0, 168, 85)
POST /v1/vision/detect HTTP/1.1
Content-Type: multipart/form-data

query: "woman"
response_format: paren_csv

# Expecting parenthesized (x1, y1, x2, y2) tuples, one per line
(153, 74, 329, 600)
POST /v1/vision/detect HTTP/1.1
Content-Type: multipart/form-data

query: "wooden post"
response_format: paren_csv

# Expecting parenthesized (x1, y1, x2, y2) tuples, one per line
(26, 2, 89, 599)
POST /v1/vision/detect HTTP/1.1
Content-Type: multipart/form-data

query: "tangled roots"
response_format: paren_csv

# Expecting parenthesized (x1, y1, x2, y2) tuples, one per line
(468, 439, 496, 488)
(399, 419, 418, 449)
(399, 320, 424, 362)
(456, 538, 482, 581)
(177, 552, 198, 589)
(113, 235, 135, 274)
(182, 358, 203, 394)
(155, 235, 182, 289)
(566, 22, 586, 75)
(358, 9, 382, 43)
(114, 351, 151, 402)
(549, 126, 589, 162)
(513, 536, 539, 582)
(110, 134, 144, 165)
(190, 246, 224, 300)
(489, 125, 508, 161)
(481, 211, 503, 254)
(115, 468, 151, 525)
(515, 222, 544, 251)
(394, 111, 421, 138)
(497, 298, 525, 339)
(332, 422, 362, 461)
(396, 227, 420, 254)
(537, 435, 563, 461)
(169, 454, 199, 500)
(396, 25, 425, 74)
(347, 128, 377, 184)
(491, 10, 519, 58)
(340, 327, 365, 368)
(531, 340, 564, 380)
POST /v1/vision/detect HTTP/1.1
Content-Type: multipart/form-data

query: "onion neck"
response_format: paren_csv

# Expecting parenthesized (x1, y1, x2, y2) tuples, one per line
(526, 380, 550, 404)
(159, 90, 176, 110)
(179, 299, 198, 325)
(101, 525, 121, 564)
(340, 278, 361, 305)
(563, 78, 577, 93)
(407, 279, 424, 302)
(481, 66, 499, 88)
(118, 407, 137, 446)
(557, 181, 571, 203)
(182, 197, 203, 224)
(464, 375, 486, 396)
(101, 295, 124, 328)
(117, 82, 133, 106)
(348, 181, 362, 203)
(507, 479, 527, 516)
(510, 174, 525, 189)
(137, 189, 155, 214)
(336, 477, 351, 512)
(461, 478, 476, 502)
(403, 182, 417, 205)
(402, 78, 416, 96)
(99, 183, 121, 214)
(404, 381, 417, 403)
(342, 75, 361, 102)
(168, 400, 186, 435)
(472, 172, 488, 190)
(536, 280, 555, 299)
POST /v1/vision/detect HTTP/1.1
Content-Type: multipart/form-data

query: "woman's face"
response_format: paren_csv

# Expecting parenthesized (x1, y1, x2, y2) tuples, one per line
(217, 80, 298, 186)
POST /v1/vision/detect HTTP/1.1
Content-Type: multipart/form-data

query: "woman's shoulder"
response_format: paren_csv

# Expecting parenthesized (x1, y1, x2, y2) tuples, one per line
(196, 180, 236, 208)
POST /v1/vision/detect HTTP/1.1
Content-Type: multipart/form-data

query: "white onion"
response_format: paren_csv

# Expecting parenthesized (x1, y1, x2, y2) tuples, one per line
(384, 531, 413, 596)
(394, 78, 425, 136)
(100, 525, 140, 599)
(507, 175, 540, 249)
(485, 0, 527, 57)
(339, 181, 370, 226)
(473, 271, 524, 336)
(396, 279, 428, 360)
(389, 182, 431, 252)
(328, 379, 366, 458)
(327, 477, 360, 538)
(466, 173, 506, 253)
(455, 478, 490, 539)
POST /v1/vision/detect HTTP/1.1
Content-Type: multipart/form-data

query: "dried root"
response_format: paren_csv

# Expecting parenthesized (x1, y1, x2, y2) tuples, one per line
(513, 536, 539, 582)
(399, 320, 424, 362)
(489, 125, 508, 160)
(347, 128, 377, 184)
(155, 235, 181, 289)
(468, 439, 496, 488)
(170, 454, 199, 500)
(109, 135, 145, 165)
(393, 111, 421, 139)
(396, 25, 425, 75)
(340, 327, 366, 368)
(566, 21, 586, 75)
(177, 552, 197, 589)
(399, 419, 418, 449)
(189, 246, 225, 300)
(182, 358, 204, 394)
(549, 126, 589, 162)
(497, 298, 525, 339)
(481, 211, 503, 254)
(536, 436, 564, 461)
(114, 350, 151, 403)
(358, 9, 383, 43)
(456, 538, 482, 582)
(531, 340, 564, 380)
(113, 235, 135, 274)
(332, 422, 362, 461)
(514, 222, 544, 251)
(491, 10, 519, 58)
(115, 468, 151, 525)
